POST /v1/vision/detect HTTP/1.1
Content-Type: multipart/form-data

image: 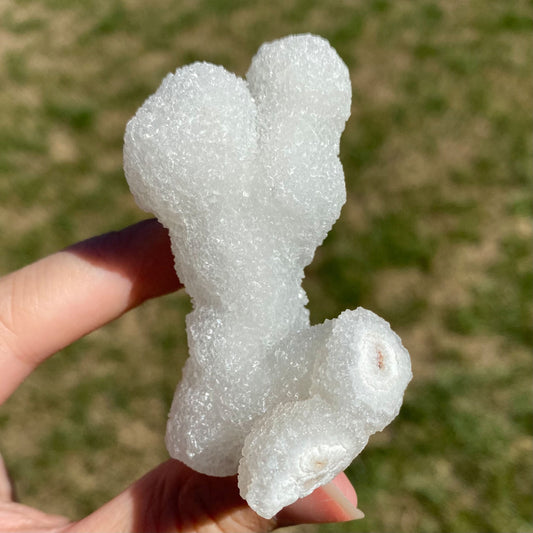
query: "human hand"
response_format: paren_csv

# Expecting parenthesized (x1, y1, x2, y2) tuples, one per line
(0, 219, 363, 533)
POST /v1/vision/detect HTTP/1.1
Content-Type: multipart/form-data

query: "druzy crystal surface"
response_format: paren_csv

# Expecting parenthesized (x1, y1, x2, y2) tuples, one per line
(124, 34, 412, 519)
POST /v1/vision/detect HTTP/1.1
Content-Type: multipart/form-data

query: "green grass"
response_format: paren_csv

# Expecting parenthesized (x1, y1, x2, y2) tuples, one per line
(0, 0, 531, 532)
(446, 233, 532, 346)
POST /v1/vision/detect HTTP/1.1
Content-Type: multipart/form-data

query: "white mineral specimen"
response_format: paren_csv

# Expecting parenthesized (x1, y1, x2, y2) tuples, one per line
(124, 33, 412, 519)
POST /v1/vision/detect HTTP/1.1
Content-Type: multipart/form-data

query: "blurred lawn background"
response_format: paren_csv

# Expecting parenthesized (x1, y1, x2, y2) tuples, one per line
(0, 1, 531, 532)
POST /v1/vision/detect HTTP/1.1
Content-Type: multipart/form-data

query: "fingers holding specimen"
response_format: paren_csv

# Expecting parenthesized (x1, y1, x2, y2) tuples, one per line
(0, 219, 179, 404)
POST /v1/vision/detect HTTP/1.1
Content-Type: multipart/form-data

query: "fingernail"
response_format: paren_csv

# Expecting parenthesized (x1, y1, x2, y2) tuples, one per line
(351, 507, 366, 520)
(276, 473, 365, 525)
(322, 478, 365, 521)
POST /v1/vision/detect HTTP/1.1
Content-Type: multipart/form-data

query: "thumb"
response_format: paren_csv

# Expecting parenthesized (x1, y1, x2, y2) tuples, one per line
(64, 459, 362, 533)
(276, 472, 364, 527)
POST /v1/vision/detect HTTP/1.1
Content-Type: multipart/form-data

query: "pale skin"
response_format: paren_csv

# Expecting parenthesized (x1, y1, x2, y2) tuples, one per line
(0, 219, 363, 533)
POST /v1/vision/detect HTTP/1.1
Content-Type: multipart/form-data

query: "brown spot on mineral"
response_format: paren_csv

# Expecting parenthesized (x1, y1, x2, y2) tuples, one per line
(377, 349, 384, 370)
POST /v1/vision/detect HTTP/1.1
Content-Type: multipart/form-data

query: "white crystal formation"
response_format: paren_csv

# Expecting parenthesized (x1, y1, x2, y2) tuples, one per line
(124, 34, 412, 519)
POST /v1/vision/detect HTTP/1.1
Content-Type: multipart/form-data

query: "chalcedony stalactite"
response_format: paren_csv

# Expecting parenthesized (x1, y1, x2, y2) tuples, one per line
(124, 34, 412, 519)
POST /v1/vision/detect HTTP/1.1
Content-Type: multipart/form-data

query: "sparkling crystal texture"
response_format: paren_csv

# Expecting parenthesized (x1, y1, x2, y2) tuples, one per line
(123, 34, 412, 519)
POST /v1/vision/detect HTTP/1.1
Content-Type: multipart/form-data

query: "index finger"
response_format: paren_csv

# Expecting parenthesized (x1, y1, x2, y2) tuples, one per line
(0, 219, 181, 404)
